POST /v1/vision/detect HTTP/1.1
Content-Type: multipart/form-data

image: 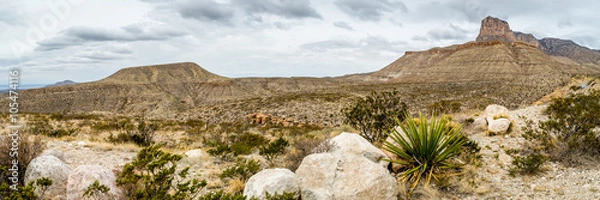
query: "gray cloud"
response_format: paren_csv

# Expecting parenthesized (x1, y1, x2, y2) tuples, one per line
(36, 24, 186, 51)
(334, 0, 407, 21)
(233, 0, 322, 20)
(178, 0, 234, 23)
(426, 24, 469, 40)
(557, 19, 573, 29)
(301, 36, 406, 54)
(333, 21, 354, 30)
(0, 3, 25, 26)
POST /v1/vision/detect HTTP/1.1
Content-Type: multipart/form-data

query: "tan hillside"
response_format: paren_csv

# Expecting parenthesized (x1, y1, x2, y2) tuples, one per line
(370, 41, 593, 82)
(98, 62, 227, 84)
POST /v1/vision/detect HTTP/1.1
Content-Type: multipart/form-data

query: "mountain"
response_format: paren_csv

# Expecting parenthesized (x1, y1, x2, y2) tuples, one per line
(7, 16, 600, 125)
(98, 62, 227, 84)
(475, 16, 600, 70)
(46, 80, 77, 87)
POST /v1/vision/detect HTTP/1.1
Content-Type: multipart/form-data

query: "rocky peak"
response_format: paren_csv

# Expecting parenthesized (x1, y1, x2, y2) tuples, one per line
(514, 32, 540, 48)
(476, 16, 516, 43)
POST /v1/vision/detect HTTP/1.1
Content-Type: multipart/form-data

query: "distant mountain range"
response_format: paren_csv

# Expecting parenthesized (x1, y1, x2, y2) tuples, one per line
(6, 16, 600, 124)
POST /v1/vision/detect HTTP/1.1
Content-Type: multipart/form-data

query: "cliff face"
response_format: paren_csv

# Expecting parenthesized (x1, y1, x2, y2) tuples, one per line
(476, 16, 517, 43)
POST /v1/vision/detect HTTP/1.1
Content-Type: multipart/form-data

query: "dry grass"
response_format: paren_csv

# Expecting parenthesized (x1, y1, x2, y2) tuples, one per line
(225, 178, 245, 194)
(0, 134, 46, 186)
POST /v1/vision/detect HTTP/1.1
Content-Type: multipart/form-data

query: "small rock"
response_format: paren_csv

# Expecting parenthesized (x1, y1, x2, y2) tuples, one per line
(184, 149, 203, 158)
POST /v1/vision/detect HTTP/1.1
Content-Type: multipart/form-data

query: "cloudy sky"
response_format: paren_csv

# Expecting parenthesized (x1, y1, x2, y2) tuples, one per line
(1, 0, 599, 85)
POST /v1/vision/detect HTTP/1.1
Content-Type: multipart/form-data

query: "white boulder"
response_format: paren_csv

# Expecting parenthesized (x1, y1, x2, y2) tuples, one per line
(488, 118, 511, 134)
(294, 153, 397, 200)
(243, 168, 299, 199)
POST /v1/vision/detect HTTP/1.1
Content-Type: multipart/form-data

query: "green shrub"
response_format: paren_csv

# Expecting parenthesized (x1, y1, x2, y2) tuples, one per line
(509, 153, 548, 176)
(197, 190, 249, 200)
(206, 133, 268, 159)
(341, 90, 408, 142)
(116, 145, 207, 199)
(383, 113, 467, 194)
(220, 159, 260, 182)
(107, 119, 158, 147)
(523, 90, 600, 160)
(0, 177, 53, 200)
(260, 137, 289, 165)
(82, 180, 110, 200)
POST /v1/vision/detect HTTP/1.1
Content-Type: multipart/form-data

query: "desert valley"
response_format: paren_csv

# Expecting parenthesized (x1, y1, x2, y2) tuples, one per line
(2, 15, 600, 200)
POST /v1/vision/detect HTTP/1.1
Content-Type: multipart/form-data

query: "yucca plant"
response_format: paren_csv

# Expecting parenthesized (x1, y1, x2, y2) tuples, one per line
(384, 113, 467, 193)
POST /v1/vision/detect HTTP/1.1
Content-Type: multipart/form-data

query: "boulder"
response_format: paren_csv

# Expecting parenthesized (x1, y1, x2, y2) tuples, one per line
(66, 165, 124, 200)
(294, 153, 397, 200)
(484, 104, 509, 122)
(40, 149, 66, 163)
(329, 132, 390, 168)
(488, 118, 511, 134)
(25, 155, 73, 199)
(244, 168, 299, 199)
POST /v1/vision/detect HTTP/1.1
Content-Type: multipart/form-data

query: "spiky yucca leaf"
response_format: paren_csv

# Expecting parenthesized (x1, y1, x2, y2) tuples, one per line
(383, 113, 467, 193)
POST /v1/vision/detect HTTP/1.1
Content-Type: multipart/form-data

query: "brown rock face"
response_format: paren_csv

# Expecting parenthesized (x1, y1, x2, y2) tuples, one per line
(476, 16, 516, 42)
(515, 32, 540, 48)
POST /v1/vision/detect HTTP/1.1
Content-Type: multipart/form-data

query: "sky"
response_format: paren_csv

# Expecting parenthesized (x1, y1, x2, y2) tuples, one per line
(1, 0, 599, 85)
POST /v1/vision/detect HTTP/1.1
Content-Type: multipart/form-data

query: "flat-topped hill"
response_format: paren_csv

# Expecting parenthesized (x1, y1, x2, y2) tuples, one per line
(98, 62, 227, 84)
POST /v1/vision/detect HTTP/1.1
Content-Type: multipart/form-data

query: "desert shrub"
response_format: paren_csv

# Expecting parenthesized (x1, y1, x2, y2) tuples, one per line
(82, 180, 110, 200)
(341, 90, 408, 142)
(220, 159, 260, 182)
(260, 137, 289, 165)
(50, 113, 101, 121)
(0, 177, 53, 200)
(116, 145, 207, 200)
(25, 119, 77, 138)
(197, 190, 249, 200)
(107, 119, 158, 147)
(428, 100, 462, 114)
(383, 113, 468, 195)
(523, 90, 600, 161)
(0, 134, 46, 186)
(206, 133, 268, 159)
(509, 153, 548, 176)
(285, 136, 333, 172)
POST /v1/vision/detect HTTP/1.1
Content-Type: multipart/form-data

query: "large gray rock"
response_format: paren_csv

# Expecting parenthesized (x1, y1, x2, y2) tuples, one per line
(66, 165, 124, 200)
(244, 168, 299, 200)
(25, 155, 73, 199)
(294, 153, 397, 200)
(329, 132, 390, 168)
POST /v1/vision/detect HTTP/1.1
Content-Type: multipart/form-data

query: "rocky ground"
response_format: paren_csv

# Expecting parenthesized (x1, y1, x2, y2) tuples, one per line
(37, 102, 600, 200)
